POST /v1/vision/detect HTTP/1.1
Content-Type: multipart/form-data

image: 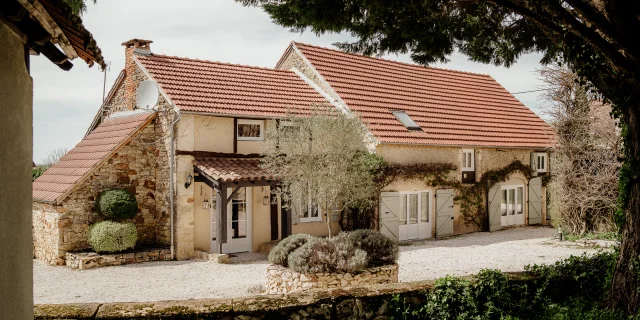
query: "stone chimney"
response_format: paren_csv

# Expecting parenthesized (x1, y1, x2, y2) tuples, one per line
(121, 39, 152, 110)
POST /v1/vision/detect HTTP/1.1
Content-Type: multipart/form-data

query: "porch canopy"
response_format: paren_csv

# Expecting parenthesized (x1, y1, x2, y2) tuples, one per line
(192, 157, 281, 251)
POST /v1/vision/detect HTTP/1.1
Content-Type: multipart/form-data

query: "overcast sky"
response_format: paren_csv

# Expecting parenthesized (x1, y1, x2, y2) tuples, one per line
(30, 0, 547, 163)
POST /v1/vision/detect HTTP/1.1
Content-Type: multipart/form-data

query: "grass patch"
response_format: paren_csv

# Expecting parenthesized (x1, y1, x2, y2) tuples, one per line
(563, 232, 618, 242)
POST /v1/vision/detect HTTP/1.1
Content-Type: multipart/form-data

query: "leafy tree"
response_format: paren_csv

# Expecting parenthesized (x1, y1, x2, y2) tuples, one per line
(63, 0, 96, 15)
(238, 0, 640, 312)
(261, 107, 378, 236)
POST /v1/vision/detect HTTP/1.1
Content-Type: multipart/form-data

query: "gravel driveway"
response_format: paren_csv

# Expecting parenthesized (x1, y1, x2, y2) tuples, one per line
(34, 226, 596, 304)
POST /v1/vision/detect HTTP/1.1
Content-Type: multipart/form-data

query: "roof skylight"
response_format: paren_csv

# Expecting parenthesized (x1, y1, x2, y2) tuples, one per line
(391, 110, 422, 131)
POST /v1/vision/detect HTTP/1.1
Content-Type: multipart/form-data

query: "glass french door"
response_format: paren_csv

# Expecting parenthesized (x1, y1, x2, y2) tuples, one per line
(501, 186, 524, 227)
(398, 191, 432, 241)
(210, 187, 252, 253)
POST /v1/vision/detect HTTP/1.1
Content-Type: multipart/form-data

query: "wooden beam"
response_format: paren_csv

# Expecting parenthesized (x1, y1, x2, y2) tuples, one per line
(216, 186, 228, 249)
(177, 150, 263, 158)
(233, 118, 238, 154)
(270, 189, 279, 241)
(226, 186, 241, 205)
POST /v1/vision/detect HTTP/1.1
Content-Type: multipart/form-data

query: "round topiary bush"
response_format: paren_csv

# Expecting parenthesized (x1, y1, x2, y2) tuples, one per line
(96, 189, 138, 220)
(88, 221, 138, 253)
(287, 237, 368, 274)
(268, 233, 313, 267)
(336, 229, 399, 267)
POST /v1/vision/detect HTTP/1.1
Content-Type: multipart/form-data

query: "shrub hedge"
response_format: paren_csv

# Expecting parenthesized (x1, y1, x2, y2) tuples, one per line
(88, 221, 138, 253)
(389, 251, 622, 320)
(269, 230, 398, 274)
(96, 189, 138, 220)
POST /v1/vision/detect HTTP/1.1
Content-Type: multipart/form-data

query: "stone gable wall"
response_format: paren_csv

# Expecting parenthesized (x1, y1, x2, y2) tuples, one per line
(32, 120, 169, 264)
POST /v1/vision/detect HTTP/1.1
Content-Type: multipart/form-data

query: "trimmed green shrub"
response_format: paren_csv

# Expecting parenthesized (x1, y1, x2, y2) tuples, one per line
(268, 233, 313, 267)
(336, 229, 399, 266)
(96, 189, 138, 220)
(288, 237, 368, 274)
(88, 221, 137, 253)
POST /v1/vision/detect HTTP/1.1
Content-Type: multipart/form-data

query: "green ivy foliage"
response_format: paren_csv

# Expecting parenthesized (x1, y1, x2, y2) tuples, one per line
(390, 251, 620, 320)
(32, 166, 47, 181)
(428, 160, 536, 229)
(96, 189, 138, 220)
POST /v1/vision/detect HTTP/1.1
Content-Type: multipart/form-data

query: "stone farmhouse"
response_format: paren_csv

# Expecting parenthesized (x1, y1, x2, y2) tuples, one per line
(32, 39, 554, 265)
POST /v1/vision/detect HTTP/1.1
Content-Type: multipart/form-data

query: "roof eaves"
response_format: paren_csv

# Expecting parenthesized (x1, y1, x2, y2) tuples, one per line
(377, 141, 556, 150)
(49, 112, 157, 204)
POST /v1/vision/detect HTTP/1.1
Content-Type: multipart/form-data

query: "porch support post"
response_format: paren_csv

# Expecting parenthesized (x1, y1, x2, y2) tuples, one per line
(216, 184, 228, 253)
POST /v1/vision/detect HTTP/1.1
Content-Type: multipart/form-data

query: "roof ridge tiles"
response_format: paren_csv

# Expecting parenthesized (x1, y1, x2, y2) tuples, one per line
(139, 53, 294, 74)
(293, 42, 491, 77)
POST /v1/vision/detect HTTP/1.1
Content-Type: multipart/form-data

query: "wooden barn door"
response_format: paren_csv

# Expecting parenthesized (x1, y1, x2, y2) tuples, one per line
(528, 177, 543, 225)
(436, 189, 454, 238)
(379, 192, 400, 241)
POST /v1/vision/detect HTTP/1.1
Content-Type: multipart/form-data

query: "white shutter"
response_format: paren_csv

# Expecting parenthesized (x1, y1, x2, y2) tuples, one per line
(549, 152, 557, 175)
(380, 192, 400, 241)
(528, 177, 543, 225)
(488, 185, 502, 232)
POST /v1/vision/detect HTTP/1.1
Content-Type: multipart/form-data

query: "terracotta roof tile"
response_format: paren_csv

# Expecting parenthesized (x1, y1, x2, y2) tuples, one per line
(193, 157, 275, 182)
(136, 54, 329, 117)
(293, 42, 555, 148)
(33, 112, 156, 203)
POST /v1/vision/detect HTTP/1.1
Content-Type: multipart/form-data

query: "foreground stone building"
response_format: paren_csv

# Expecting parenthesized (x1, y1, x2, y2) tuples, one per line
(1, 0, 105, 316)
(32, 39, 554, 265)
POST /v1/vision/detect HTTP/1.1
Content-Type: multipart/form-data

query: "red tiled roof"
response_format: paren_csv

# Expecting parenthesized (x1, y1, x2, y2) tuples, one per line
(33, 112, 156, 203)
(136, 54, 329, 117)
(193, 157, 275, 182)
(291, 42, 555, 148)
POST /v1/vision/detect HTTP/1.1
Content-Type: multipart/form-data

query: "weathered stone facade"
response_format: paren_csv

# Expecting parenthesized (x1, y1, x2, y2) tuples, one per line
(32, 120, 170, 264)
(65, 247, 171, 270)
(266, 264, 399, 294)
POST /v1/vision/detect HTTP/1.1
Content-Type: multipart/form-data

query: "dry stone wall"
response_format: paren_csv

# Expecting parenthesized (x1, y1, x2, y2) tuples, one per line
(65, 248, 171, 270)
(266, 264, 399, 294)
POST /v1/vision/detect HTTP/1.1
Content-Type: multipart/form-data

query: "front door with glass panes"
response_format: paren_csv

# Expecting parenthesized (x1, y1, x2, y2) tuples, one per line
(398, 191, 432, 241)
(500, 186, 525, 227)
(210, 187, 252, 253)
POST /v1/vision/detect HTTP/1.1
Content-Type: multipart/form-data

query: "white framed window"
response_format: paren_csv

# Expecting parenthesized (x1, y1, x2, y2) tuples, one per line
(533, 152, 547, 173)
(237, 119, 264, 141)
(462, 149, 474, 171)
(398, 190, 431, 225)
(296, 186, 322, 223)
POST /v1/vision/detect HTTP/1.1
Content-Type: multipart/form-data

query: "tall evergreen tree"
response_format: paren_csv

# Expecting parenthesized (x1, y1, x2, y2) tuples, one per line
(237, 0, 640, 312)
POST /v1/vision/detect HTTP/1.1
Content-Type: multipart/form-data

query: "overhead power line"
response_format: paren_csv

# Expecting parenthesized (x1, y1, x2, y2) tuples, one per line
(510, 88, 548, 94)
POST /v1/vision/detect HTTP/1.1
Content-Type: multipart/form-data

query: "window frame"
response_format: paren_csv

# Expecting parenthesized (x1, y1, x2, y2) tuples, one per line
(533, 152, 548, 173)
(236, 119, 264, 141)
(391, 110, 422, 131)
(398, 190, 432, 225)
(461, 149, 475, 171)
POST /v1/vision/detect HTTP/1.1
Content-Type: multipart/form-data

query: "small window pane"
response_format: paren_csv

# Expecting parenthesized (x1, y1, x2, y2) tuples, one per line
(420, 192, 429, 222)
(467, 153, 472, 168)
(509, 189, 515, 215)
(400, 194, 407, 225)
(391, 110, 421, 131)
(238, 123, 261, 138)
(501, 190, 507, 216)
(409, 194, 418, 224)
(516, 187, 524, 215)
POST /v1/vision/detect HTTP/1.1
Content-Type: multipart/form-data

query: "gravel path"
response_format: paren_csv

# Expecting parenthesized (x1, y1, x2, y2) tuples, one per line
(34, 226, 596, 304)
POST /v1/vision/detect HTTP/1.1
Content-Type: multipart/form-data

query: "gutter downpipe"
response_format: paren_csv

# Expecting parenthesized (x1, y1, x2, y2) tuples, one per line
(169, 108, 181, 260)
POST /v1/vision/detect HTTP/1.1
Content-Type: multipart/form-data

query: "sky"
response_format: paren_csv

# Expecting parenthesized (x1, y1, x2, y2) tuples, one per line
(31, 0, 547, 164)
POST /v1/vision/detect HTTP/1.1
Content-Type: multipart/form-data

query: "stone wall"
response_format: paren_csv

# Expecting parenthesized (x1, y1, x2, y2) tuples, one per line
(65, 247, 171, 270)
(32, 120, 169, 264)
(266, 264, 399, 294)
(34, 272, 537, 319)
